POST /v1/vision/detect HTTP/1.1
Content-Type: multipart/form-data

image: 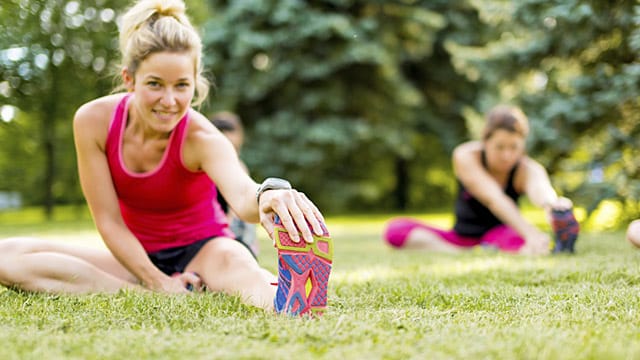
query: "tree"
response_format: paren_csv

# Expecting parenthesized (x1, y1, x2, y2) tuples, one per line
(203, 0, 490, 212)
(0, 0, 128, 217)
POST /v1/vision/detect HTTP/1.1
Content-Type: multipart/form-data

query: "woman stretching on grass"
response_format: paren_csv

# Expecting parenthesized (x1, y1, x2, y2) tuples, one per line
(383, 105, 579, 255)
(0, 0, 333, 317)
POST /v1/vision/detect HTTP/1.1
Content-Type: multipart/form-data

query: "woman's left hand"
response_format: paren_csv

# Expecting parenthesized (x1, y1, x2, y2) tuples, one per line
(258, 189, 325, 244)
(547, 197, 573, 211)
(172, 271, 204, 292)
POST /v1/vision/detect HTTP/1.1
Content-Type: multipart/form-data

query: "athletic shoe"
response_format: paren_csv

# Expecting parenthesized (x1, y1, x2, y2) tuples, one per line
(273, 216, 333, 316)
(551, 208, 580, 253)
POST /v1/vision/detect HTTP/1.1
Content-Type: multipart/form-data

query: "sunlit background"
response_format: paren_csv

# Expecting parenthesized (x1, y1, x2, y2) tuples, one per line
(0, 1, 638, 228)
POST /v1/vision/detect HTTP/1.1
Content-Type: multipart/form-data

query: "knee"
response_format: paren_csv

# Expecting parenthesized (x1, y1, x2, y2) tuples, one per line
(383, 218, 421, 248)
(0, 237, 39, 286)
(627, 220, 640, 248)
(205, 239, 256, 271)
(0, 237, 38, 256)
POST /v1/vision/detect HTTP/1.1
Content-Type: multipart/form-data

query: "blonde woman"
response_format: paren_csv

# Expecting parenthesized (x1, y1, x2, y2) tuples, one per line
(0, 0, 332, 316)
(384, 105, 579, 255)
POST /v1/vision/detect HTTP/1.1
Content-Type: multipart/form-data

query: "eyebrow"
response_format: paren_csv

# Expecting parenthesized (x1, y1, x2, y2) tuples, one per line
(144, 75, 192, 82)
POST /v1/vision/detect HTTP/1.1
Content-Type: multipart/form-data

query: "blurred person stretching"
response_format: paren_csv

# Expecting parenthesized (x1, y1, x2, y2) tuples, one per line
(383, 105, 579, 255)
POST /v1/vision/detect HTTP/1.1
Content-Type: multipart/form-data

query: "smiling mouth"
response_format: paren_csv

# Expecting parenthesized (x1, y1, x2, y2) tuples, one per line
(153, 110, 177, 120)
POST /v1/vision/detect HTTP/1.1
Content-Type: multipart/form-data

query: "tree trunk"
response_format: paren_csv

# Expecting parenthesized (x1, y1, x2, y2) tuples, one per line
(41, 66, 59, 220)
(394, 157, 409, 210)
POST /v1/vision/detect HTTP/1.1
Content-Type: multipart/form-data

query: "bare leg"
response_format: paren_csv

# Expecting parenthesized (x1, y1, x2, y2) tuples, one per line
(404, 229, 466, 253)
(185, 237, 277, 310)
(0, 237, 139, 293)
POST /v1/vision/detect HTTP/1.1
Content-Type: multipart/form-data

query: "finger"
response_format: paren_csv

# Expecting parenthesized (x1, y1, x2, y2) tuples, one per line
(179, 272, 202, 292)
(186, 272, 203, 292)
(292, 193, 320, 242)
(552, 197, 573, 211)
(260, 213, 276, 241)
(259, 190, 300, 242)
(297, 192, 325, 236)
(274, 206, 301, 243)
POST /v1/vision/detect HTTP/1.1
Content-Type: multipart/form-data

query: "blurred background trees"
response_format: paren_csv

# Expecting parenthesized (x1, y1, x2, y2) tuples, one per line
(1, 0, 638, 221)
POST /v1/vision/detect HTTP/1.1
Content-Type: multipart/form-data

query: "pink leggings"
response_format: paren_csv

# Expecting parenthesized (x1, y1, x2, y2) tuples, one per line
(383, 217, 525, 253)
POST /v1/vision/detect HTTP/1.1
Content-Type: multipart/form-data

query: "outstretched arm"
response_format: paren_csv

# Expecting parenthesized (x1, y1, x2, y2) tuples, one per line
(187, 112, 324, 243)
(522, 158, 573, 212)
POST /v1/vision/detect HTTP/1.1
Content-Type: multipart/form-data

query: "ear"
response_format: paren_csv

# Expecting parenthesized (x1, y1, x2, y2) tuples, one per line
(121, 67, 134, 92)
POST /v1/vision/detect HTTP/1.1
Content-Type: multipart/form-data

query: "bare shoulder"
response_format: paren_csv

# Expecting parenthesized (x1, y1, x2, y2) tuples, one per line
(452, 141, 482, 164)
(183, 109, 232, 169)
(74, 94, 125, 128)
(519, 156, 545, 173)
(185, 109, 225, 143)
(73, 93, 126, 149)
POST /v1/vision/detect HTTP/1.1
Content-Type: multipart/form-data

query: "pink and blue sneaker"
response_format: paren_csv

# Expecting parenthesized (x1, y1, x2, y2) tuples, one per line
(551, 208, 580, 253)
(273, 216, 333, 316)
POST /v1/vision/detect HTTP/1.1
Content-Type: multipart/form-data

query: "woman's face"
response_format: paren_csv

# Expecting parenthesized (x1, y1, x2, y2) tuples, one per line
(483, 129, 526, 173)
(125, 51, 195, 133)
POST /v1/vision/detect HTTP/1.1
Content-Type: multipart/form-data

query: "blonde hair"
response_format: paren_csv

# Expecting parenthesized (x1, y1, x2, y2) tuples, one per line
(117, 0, 209, 106)
(482, 105, 530, 141)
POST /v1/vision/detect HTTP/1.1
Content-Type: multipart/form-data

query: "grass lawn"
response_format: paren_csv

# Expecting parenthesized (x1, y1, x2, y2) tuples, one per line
(0, 208, 639, 359)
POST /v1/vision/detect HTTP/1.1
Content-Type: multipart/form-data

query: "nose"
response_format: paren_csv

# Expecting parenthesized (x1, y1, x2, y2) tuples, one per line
(502, 149, 519, 164)
(160, 89, 176, 107)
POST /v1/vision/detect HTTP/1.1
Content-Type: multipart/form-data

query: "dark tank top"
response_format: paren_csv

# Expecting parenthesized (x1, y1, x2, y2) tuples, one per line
(453, 151, 521, 237)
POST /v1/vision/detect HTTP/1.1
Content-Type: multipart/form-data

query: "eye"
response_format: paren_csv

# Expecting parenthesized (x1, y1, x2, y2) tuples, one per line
(147, 80, 160, 88)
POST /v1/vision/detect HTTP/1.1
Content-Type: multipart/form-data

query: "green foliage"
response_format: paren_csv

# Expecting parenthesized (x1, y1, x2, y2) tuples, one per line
(203, 1, 485, 212)
(0, 0, 129, 214)
(0, 0, 637, 216)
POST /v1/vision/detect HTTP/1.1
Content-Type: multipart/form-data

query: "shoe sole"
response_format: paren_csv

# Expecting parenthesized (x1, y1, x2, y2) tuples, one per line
(274, 220, 333, 316)
(551, 210, 579, 253)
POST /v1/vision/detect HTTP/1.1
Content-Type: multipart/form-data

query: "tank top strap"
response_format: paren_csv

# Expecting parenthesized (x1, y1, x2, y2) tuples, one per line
(106, 94, 132, 158)
(166, 111, 190, 164)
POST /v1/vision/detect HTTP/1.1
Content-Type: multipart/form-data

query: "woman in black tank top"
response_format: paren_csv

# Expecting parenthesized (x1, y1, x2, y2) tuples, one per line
(383, 105, 579, 255)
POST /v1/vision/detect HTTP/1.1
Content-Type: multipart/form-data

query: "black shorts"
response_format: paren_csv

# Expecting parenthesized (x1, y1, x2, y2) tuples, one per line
(147, 238, 214, 276)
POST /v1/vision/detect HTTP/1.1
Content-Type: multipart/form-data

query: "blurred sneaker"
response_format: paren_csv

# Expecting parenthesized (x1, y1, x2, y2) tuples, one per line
(273, 216, 333, 316)
(551, 208, 579, 253)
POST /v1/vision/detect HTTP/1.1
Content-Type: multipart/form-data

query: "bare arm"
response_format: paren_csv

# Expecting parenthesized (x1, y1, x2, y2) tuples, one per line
(522, 158, 573, 212)
(522, 159, 558, 209)
(73, 97, 189, 292)
(185, 112, 324, 243)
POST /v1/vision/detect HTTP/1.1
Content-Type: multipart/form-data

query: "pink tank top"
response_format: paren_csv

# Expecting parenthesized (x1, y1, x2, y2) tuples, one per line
(105, 94, 233, 253)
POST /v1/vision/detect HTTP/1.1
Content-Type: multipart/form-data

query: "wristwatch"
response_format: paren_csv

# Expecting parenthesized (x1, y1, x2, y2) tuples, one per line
(256, 177, 292, 203)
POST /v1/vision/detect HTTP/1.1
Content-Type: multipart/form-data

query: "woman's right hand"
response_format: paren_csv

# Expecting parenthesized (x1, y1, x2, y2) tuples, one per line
(519, 229, 551, 256)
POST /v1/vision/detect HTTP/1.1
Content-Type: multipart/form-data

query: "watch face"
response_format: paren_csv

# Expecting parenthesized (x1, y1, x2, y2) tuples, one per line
(257, 178, 292, 202)
(269, 178, 290, 189)
(263, 178, 291, 190)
